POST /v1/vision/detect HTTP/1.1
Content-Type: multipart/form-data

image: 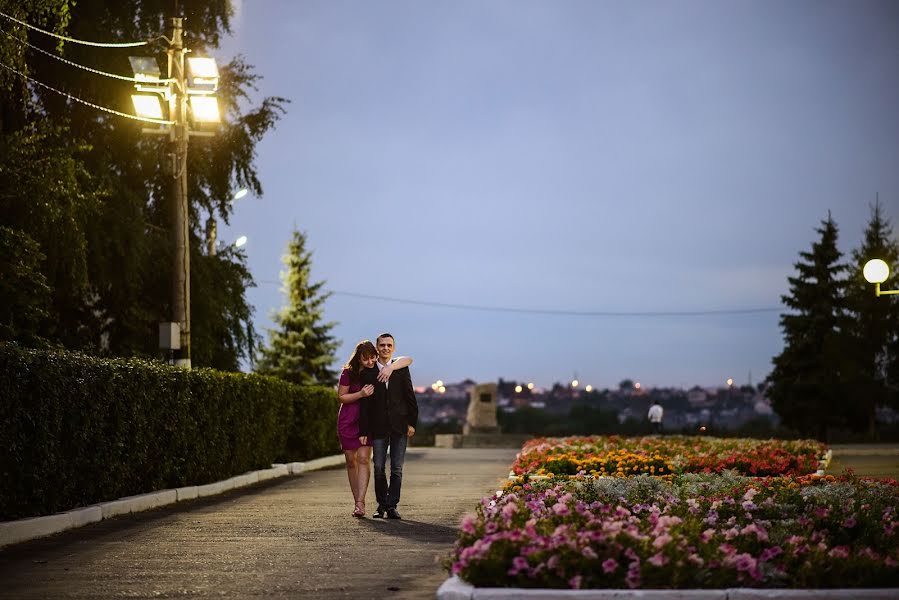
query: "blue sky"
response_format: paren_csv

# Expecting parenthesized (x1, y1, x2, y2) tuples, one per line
(217, 0, 899, 390)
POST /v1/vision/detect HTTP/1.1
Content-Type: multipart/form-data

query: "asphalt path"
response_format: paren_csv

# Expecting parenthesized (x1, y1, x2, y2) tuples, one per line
(0, 447, 518, 599)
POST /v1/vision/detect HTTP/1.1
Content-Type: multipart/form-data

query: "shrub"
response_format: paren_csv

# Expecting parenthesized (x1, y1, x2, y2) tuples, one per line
(0, 343, 338, 520)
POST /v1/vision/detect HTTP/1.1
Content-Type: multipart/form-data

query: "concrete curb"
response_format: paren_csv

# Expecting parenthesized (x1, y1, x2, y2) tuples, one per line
(437, 576, 899, 599)
(0, 454, 345, 549)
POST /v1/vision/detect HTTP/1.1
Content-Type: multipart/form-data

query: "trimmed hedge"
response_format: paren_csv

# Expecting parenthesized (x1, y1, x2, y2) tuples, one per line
(0, 343, 339, 520)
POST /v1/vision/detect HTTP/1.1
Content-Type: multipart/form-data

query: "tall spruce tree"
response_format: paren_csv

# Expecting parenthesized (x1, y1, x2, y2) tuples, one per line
(844, 200, 899, 435)
(255, 229, 338, 386)
(768, 214, 849, 440)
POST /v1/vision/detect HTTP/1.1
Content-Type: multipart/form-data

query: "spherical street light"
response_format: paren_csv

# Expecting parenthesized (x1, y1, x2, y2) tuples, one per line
(863, 259, 889, 284)
(862, 259, 898, 298)
(515, 385, 523, 393)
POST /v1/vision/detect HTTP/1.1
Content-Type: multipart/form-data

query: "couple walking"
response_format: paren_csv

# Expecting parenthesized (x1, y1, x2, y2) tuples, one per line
(336, 333, 418, 519)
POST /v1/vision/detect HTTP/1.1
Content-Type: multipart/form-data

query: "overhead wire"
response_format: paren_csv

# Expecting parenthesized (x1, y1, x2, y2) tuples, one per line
(0, 60, 174, 125)
(0, 27, 173, 84)
(257, 281, 781, 317)
(0, 9, 160, 47)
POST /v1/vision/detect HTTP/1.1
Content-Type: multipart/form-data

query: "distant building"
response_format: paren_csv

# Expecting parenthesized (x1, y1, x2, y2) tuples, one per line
(687, 386, 711, 407)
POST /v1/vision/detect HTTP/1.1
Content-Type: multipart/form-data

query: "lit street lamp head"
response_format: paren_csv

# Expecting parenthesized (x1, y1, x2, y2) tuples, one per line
(863, 259, 889, 284)
(862, 259, 898, 297)
(131, 94, 164, 120)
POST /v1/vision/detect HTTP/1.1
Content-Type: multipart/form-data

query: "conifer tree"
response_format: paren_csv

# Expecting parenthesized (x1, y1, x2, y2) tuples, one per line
(255, 229, 338, 386)
(768, 214, 849, 440)
(844, 200, 899, 435)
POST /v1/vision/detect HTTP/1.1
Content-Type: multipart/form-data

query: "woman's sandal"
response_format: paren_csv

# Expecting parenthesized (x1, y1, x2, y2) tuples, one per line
(352, 501, 365, 517)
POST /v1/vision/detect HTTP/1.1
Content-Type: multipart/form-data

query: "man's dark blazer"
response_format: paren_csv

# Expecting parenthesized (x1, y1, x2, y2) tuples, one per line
(358, 364, 418, 439)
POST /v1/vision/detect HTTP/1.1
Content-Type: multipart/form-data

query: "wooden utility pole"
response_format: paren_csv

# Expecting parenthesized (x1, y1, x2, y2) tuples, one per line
(168, 16, 190, 368)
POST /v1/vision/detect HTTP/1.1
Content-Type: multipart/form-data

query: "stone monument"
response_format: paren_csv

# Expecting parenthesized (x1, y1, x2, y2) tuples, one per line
(463, 382, 499, 434)
(435, 382, 530, 448)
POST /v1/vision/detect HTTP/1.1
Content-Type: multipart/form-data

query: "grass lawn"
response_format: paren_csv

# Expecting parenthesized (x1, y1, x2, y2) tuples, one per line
(826, 447, 899, 479)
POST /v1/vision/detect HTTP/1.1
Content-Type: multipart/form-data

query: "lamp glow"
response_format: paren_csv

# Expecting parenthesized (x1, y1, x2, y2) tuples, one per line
(131, 94, 163, 120)
(190, 96, 220, 123)
(527, 382, 534, 390)
(571, 379, 578, 388)
(515, 385, 522, 393)
(233, 188, 249, 201)
(186, 57, 219, 91)
(585, 385, 593, 392)
(863, 259, 890, 284)
(234, 236, 247, 248)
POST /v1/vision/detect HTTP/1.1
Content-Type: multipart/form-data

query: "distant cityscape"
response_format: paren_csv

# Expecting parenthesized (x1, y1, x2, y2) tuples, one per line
(415, 378, 898, 432)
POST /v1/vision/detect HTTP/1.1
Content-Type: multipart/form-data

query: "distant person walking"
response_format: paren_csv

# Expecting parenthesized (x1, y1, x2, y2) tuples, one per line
(358, 333, 419, 519)
(337, 340, 412, 518)
(647, 401, 664, 434)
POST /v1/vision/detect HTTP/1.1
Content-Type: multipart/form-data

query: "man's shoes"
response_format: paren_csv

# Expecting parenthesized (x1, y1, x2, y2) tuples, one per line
(373, 506, 387, 518)
(386, 508, 402, 520)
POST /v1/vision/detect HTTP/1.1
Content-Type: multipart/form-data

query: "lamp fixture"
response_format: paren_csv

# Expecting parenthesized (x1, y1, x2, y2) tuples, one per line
(131, 94, 164, 120)
(863, 259, 898, 297)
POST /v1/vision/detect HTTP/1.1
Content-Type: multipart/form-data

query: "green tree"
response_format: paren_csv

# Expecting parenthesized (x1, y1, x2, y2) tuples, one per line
(190, 244, 260, 371)
(844, 200, 899, 435)
(0, 123, 107, 349)
(255, 229, 339, 386)
(768, 214, 849, 440)
(0, 1, 286, 368)
(0, 226, 52, 346)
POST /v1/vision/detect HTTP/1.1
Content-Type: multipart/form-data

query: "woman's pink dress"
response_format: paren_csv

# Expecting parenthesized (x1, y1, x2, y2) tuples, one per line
(337, 368, 369, 450)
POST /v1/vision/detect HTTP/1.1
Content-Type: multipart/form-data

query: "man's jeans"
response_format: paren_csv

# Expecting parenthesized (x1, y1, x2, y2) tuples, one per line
(371, 434, 408, 509)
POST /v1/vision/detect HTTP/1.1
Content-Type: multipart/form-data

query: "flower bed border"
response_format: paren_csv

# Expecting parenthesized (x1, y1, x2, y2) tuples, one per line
(437, 575, 899, 599)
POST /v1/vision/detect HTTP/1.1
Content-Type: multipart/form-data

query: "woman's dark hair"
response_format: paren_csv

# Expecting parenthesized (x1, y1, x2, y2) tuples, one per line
(343, 339, 377, 380)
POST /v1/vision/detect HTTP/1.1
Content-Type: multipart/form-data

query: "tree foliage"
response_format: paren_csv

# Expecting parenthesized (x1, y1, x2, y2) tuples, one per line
(768, 208, 899, 440)
(255, 229, 339, 386)
(843, 200, 899, 433)
(0, 0, 286, 368)
(0, 226, 51, 346)
(768, 215, 848, 440)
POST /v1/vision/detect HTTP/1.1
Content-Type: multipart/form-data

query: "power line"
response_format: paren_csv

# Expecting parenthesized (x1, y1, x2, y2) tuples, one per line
(0, 27, 174, 84)
(0, 60, 174, 125)
(0, 9, 158, 47)
(258, 280, 781, 317)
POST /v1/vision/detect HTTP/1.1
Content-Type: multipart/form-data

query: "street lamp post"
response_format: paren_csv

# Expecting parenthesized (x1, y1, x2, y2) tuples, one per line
(169, 17, 190, 368)
(130, 17, 220, 368)
(206, 188, 249, 256)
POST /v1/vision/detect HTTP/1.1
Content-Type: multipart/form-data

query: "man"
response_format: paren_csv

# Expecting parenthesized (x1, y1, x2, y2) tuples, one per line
(647, 401, 664, 434)
(358, 333, 418, 519)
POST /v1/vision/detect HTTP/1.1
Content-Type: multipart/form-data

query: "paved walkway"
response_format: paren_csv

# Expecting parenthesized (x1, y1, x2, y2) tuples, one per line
(0, 447, 518, 599)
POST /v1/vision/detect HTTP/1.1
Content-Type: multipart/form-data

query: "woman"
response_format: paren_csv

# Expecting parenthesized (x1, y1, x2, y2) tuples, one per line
(337, 340, 412, 517)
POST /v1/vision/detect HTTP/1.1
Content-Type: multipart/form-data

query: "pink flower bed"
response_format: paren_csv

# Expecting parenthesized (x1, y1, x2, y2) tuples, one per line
(447, 472, 899, 589)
